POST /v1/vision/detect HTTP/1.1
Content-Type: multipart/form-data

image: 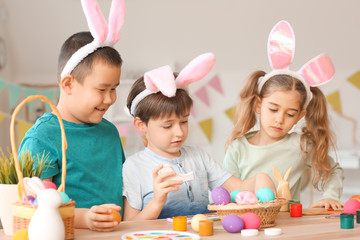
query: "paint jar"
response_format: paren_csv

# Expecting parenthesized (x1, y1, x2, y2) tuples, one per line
(290, 203, 302, 217)
(173, 216, 187, 231)
(340, 213, 354, 229)
(199, 220, 213, 236)
(356, 210, 360, 224)
(288, 199, 300, 212)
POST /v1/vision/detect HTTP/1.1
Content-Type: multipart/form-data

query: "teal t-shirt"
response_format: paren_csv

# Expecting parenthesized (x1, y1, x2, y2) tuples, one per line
(18, 113, 125, 210)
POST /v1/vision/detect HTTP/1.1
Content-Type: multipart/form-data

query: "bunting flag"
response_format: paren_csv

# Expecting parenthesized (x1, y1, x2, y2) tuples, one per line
(0, 78, 5, 93)
(347, 71, 360, 90)
(17, 120, 34, 146)
(190, 106, 196, 118)
(194, 86, 210, 106)
(25, 88, 39, 112)
(0, 112, 5, 124)
(198, 118, 213, 143)
(225, 105, 236, 122)
(326, 90, 342, 113)
(208, 75, 224, 95)
(116, 123, 130, 146)
(8, 83, 23, 109)
(41, 89, 56, 112)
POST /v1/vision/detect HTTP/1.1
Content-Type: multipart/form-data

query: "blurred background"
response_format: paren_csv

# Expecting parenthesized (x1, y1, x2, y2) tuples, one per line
(0, 0, 359, 207)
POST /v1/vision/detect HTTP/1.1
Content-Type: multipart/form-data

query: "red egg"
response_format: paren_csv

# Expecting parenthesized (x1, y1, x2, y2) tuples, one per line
(241, 212, 261, 229)
(343, 199, 360, 215)
(43, 181, 57, 190)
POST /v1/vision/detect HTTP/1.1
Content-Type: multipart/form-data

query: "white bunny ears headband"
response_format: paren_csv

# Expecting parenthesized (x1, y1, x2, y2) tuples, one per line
(60, 0, 125, 79)
(258, 21, 335, 109)
(130, 53, 215, 116)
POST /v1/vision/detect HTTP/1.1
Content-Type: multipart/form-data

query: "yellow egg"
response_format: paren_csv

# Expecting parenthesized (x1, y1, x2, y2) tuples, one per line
(12, 229, 28, 240)
(191, 214, 208, 232)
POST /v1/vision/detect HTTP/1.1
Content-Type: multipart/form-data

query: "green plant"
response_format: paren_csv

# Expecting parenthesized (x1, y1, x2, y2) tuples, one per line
(0, 149, 49, 184)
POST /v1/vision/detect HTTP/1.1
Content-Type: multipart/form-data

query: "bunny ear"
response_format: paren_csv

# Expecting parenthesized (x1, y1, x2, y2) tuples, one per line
(107, 0, 125, 44)
(272, 167, 283, 183)
(144, 65, 177, 97)
(24, 177, 45, 195)
(175, 53, 215, 88)
(283, 167, 292, 181)
(267, 21, 295, 70)
(298, 54, 335, 87)
(81, 0, 108, 43)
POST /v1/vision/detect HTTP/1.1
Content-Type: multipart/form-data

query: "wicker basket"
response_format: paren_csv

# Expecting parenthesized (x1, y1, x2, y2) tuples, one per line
(10, 95, 75, 239)
(208, 198, 287, 228)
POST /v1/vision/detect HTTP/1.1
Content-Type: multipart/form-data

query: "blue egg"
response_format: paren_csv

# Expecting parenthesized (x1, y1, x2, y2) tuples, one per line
(230, 190, 241, 203)
(256, 187, 275, 203)
(59, 192, 70, 203)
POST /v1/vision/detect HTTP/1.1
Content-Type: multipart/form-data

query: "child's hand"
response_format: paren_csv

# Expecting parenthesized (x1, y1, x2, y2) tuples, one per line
(85, 204, 121, 231)
(310, 198, 343, 209)
(152, 165, 183, 207)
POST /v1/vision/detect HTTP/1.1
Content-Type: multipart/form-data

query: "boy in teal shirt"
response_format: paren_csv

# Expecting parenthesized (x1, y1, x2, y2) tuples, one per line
(19, 0, 126, 230)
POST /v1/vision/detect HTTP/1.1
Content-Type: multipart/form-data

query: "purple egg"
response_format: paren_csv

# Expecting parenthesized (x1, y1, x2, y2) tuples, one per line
(22, 195, 36, 205)
(211, 187, 231, 205)
(222, 214, 244, 233)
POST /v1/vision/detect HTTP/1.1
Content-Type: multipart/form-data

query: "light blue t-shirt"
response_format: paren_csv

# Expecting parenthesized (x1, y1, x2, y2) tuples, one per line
(19, 113, 125, 210)
(123, 145, 231, 219)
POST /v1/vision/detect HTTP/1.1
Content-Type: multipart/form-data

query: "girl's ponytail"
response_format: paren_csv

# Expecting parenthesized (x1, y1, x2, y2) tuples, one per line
(301, 87, 336, 190)
(226, 71, 265, 148)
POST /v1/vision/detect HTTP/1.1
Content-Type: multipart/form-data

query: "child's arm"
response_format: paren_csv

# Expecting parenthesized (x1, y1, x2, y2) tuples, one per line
(74, 204, 121, 231)
(309, 198, 343, 209)
(221, 173, 276, 195)
(123, 165, 183, 221)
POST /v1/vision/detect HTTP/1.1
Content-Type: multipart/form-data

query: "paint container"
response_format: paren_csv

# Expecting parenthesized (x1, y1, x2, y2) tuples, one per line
(288, 199, 300, 212)
(340, 213, 354, 229)
(173, 216, 187, 231)
(199, 220, 213, 236)
(356, 210, 360, 224)
(290, 203, 302, 217)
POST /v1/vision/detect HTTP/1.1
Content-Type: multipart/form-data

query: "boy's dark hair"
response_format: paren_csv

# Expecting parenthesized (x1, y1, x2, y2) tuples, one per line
(126, 75, 193, 124)
(57, 31, 123, 83)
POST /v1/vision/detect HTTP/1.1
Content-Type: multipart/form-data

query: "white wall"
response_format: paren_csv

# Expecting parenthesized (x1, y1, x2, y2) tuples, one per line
(0, 0, 359, 205)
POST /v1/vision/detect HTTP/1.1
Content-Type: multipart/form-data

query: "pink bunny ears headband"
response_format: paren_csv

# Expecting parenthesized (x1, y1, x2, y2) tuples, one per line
(130, 53, 216, 116)
(60, 0, 125, 79)
(258, 21, 335, 109)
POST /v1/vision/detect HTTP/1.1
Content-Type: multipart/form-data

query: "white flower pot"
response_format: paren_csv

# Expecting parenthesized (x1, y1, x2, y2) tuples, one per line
(0, 184, 19, 235)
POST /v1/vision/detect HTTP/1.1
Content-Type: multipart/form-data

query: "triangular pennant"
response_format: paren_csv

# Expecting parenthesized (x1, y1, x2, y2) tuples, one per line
(24, 88, 39, 112)
(116, 123, 130, 137)
(326, 90, 341, 113)
(8, 83, 23, 109)
(347, 71, 360, 90)
(40, 89, 56, 112)
(198, 118, 213, 142)
(16, 120, 34, 146)
(0, 112, 5, 124)
(190, 106, 196, 118)
(120, 136, 127, 146)
(225, 105, 236, 122)
(194, 86, 210, 106)
(208, 75, 223, 95)
(0, 78, 6, 93)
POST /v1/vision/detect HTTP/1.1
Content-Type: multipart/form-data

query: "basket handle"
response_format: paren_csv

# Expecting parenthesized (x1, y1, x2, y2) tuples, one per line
(10, 95, 68, 201)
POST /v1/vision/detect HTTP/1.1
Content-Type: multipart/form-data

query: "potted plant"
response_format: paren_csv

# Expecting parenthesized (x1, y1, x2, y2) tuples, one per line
(0, 149, 48, 235)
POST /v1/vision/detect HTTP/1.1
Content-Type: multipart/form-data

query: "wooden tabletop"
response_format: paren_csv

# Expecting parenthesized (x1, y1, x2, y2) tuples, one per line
(1, 211, 359, 239)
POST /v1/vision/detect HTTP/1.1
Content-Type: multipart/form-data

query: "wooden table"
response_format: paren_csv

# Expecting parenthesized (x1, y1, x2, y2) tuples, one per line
(1, 211, 359, 239)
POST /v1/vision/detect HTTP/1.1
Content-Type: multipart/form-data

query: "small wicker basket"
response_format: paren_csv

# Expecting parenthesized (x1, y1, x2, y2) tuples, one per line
(208, 198, 287, 228)
(10, 95, 75, 239)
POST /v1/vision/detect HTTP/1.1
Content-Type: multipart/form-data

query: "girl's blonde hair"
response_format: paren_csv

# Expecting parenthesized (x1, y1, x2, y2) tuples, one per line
(226, 71, 336, 190)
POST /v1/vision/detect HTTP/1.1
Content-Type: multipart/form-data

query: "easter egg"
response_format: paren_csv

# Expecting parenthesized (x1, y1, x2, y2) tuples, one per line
(343, 198, 360, 215)
(43, 181, 57, 190)
(22, 195, 36, 205)
(230, 190, 241, 203)
(256, 187, 275, 203)
(235, 191, 258, 204)
(191, 214, 208, 232)
(350, 195, 360, 202)
(241, 212, 261, 229)
(12, 229, 29, 240)
(110, 209, 121, 223)
(211, 187, 231, 205)
(222, 214, 244, 233)
(59, 192, 70, 203)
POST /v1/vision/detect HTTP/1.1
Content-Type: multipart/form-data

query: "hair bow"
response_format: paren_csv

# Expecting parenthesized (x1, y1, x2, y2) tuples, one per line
(61, 0, 125, 78)
(258, 21, 335, 109)
(130, 53, 215, 116)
